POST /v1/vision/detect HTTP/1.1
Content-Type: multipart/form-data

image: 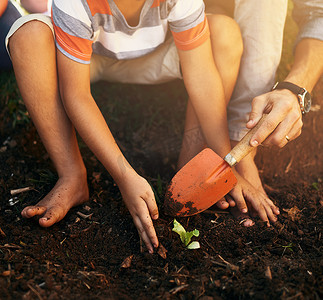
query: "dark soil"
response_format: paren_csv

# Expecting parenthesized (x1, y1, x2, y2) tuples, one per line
(0, 75, 322, 300)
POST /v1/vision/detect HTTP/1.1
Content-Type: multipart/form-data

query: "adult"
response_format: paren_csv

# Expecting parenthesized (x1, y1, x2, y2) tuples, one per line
(210, 0, 323, 224)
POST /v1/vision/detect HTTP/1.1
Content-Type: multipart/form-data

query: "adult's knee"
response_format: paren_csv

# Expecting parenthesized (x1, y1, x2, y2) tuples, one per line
(208, 15, 243, 61)
(8, 20, 54, 60)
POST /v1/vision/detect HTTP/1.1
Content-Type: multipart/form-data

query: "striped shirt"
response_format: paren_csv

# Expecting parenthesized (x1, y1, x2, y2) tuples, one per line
(52, 0, 209, 64)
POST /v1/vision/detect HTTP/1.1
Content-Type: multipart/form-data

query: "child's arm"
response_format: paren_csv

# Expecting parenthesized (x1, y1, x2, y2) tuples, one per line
(177, 38, 278, 226)
(56, 50, 159, 252)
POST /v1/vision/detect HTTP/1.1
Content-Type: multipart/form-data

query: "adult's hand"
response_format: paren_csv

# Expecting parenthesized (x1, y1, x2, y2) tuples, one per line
(246, 38, 323, 148)
(246, 88, 303, 148)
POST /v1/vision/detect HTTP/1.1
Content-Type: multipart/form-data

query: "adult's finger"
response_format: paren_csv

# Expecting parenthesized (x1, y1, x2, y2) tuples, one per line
(246, 95, 268, 130)
(249, 108, 286, 147)
(263, 111, 302, 147)
(248, 90, 301, 147)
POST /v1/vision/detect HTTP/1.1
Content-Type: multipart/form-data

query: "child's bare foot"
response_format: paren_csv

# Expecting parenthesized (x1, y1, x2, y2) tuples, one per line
(21, 175, 89, 227)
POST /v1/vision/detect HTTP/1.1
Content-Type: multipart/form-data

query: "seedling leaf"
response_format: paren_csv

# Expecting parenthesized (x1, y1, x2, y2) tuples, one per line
(187, 241, 200, 250)
(172, 219, 200, 249)
(183, 229, 199, 246)
(172, 219, 187, 244)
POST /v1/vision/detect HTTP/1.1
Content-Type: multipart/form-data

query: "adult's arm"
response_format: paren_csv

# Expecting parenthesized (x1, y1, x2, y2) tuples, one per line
(247, 0, 323, 147)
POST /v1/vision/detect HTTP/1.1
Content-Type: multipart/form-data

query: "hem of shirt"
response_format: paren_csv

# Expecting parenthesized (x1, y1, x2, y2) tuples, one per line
(294, 18, 323, 48)
(174, 28, 209, 51)
(173, 19, 210, 51)
(56, 43, 91, 65)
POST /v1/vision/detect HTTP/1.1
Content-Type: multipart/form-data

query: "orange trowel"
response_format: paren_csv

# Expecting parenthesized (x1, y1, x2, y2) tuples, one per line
(164, 115, 267, 217)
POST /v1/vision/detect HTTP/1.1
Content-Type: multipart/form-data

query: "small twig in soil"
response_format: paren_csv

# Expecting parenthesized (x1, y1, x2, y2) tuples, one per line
(27, 283, 43, 300)
(139, 237, 144, 253)
(84, 205, 91, 211)
(286, 292, 303, 300)
(76, 212, 93, 219)
(82, 224, 96, 233)
(239, 219, 248, 225)
(264, 184, 280, 193)
(203, 237, 217, 253)
(169, 284, 189, 294)
(203, 209, 229, 214)
(209, 222, 224, 230)
(120, 255, 134, 268)
(163, 263, 169, 273)
(157, 243, 167, 259)
(210, 213, 220, 224)
(0, 243, 22, 249)
(216, 255, 239, 272)
(10, 186, 33, 195)
(210, 261, 228, 268)
(284, 157, 293, 173)
(0, 227, 6, 237)
(265, 266, 272, 280)
(1, 270, 14, 276)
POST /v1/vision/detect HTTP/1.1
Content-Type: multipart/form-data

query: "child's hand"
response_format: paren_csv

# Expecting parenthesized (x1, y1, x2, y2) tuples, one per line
(118, 171, 159, 253)
(228, 170, 279, 226)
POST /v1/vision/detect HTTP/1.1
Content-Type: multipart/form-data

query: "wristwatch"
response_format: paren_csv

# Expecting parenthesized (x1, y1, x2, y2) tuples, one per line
(272, 81, 312, 114)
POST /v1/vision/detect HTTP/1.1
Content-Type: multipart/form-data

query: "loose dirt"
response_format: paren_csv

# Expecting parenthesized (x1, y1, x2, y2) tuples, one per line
(0, 77, 322, 299)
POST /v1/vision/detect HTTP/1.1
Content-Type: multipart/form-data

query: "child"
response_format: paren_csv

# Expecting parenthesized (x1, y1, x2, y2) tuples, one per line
(6, 0, 279, 253)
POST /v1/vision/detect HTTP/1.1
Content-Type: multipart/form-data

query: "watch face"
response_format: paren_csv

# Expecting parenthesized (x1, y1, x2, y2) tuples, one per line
(304, 92, 312, 113)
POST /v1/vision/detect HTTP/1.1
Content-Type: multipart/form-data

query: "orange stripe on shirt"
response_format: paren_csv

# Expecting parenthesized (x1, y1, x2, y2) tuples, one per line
(54, 23, 93, 62)
(87, 0, 112, 16)
(172, 17, 210, 51)
(151, 0, 166, 8)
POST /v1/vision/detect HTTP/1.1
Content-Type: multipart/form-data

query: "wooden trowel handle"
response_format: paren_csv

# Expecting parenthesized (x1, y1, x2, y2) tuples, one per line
(224, 114, 268, 167)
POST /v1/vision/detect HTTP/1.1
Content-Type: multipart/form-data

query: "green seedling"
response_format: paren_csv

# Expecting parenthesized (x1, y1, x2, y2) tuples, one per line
(311, 182, 320, 191)
(172, 219, 200, 250)
(280, 242, 294, 256)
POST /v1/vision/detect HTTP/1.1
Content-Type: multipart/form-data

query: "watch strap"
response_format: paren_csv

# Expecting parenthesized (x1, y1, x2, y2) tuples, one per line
(272, 81, 308, 113)
(272, 81, 306, 95)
